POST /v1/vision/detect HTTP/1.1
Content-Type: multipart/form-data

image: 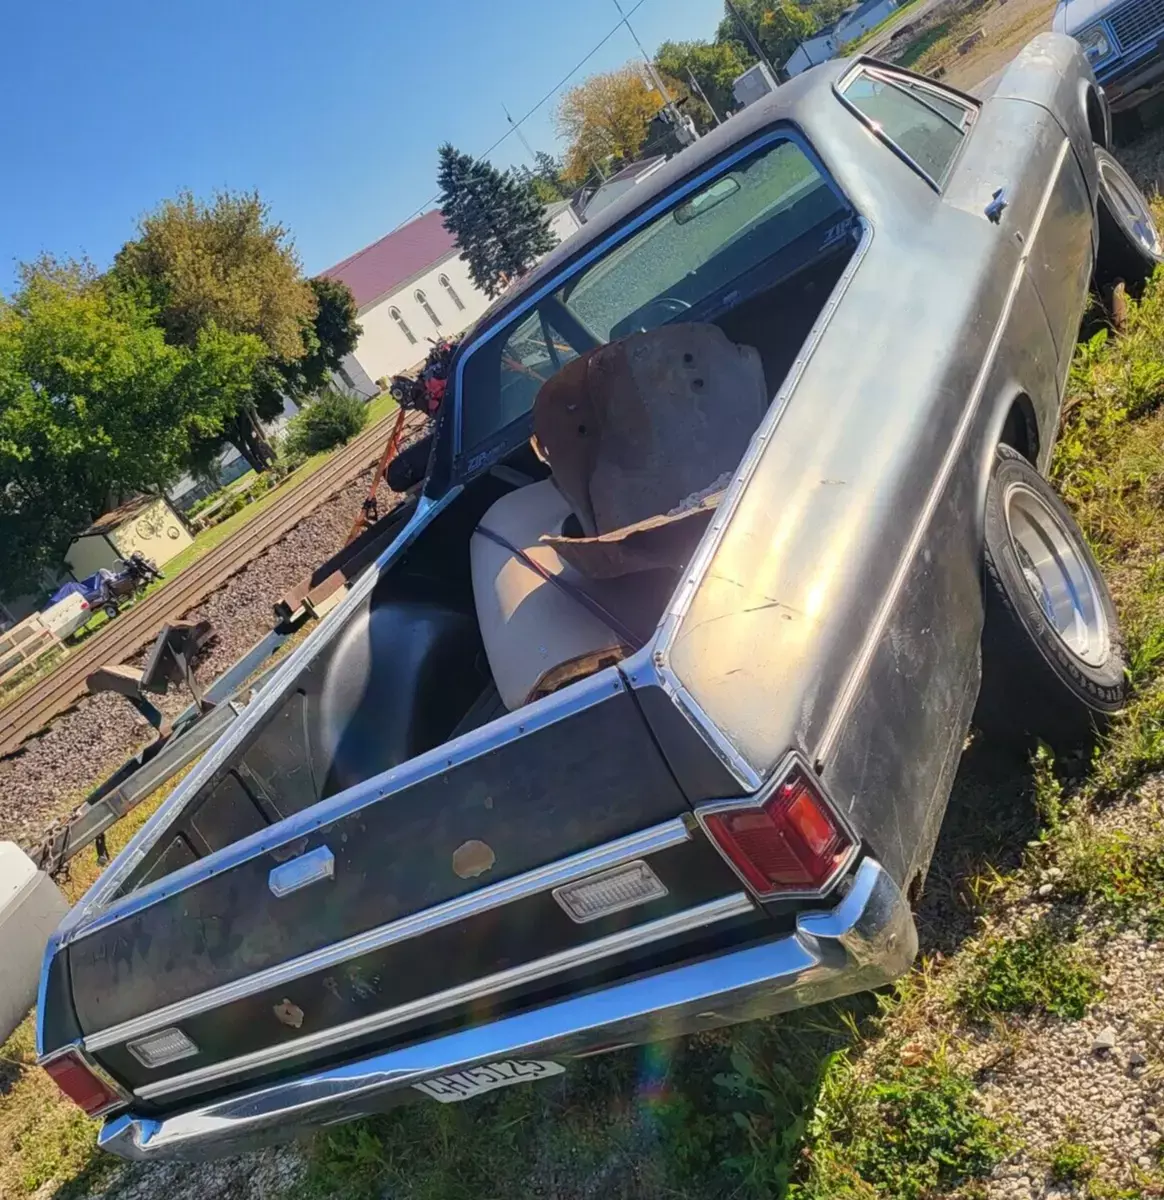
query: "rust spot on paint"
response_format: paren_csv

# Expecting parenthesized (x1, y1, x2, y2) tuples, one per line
(274, 999, 304, 1028)
(452, 839, 495, 879)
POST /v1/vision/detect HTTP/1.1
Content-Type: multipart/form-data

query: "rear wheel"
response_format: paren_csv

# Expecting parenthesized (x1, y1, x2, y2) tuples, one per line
(1094, 146, 1163, 291)
(975, 445, 1126, 752)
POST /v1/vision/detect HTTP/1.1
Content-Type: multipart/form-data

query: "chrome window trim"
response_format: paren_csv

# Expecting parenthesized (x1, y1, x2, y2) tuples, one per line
(450, 125, 853, 461)
(692, 751, 861, 902)
(132, 892, 754, 1101)
(814, 134, 1076, 764)
(83, 818, 691, 1055)
(67, 663, 630, 949)
(632, 216, 873, 788)
(834, 62, 975, 193)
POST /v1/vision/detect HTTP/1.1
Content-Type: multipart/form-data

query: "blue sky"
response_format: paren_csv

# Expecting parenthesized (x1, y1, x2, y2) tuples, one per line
(1, 0, 725, 295)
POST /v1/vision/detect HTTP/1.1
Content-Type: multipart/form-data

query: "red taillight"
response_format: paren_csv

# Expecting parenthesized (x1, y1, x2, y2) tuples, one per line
(700, 764, 854, 897)
(42, 1049, 123, 1116)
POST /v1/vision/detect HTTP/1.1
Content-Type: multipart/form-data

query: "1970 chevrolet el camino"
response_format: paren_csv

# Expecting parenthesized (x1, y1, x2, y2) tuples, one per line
(37, 34, 1163, 1160)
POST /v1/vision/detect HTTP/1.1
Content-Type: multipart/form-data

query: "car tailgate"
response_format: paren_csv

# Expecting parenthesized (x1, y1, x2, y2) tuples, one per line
(54, 668, 764, 1101)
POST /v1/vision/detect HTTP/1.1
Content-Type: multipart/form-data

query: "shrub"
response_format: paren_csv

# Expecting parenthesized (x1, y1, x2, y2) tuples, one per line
(283, 387, 367, 458)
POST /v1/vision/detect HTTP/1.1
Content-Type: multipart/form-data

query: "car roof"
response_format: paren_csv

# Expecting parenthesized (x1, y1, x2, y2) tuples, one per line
(468, 57, 853, 337)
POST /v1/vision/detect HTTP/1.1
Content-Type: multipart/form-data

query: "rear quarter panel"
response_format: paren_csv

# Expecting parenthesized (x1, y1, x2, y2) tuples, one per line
(649, 73, 1077, 885)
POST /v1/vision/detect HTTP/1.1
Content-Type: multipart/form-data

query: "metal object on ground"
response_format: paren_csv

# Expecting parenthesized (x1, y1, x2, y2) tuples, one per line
(33, 629, 288, 873)
(0, 411, 407, 758)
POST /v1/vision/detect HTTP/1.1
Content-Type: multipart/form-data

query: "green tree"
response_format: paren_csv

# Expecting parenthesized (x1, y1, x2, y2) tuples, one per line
(114, 189, 318, 470)
(515, 151, 569, 203)
(556, 64, 669, 185)
(655, 40, 749, 127)
(0, 258, 261, 595)
(436, 145, 557, 299)
(716, 0, 819, 71)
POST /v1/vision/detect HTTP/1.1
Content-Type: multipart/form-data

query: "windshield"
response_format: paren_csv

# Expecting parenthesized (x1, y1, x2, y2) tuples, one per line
(458, 134, 849, 463)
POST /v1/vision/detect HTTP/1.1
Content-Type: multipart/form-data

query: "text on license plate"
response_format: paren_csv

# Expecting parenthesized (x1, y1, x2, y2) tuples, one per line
(412, 1059, 565, 1103)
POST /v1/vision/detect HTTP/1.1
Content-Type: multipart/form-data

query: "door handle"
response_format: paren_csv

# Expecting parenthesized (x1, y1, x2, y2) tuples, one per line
(269, 845, 335, 897)
(985, 188, 1008, 223)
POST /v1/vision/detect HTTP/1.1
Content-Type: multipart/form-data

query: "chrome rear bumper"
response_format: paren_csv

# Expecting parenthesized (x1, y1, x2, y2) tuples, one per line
(98, 857, 915, 1163)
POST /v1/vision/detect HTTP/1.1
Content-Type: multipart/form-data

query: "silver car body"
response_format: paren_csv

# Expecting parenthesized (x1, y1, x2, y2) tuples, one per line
(43, 33, 1111, 1160)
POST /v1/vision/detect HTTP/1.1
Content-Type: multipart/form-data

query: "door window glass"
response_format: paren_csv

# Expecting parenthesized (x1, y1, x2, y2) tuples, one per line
(842, 70, 969, 185)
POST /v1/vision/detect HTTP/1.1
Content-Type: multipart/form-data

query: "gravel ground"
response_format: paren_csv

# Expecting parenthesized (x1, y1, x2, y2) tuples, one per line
(978, 933, 1164, 1198)
(968, 790, 1164, 1199)
(74, 1145, 305, 1200)
(0, 464, 386, 850)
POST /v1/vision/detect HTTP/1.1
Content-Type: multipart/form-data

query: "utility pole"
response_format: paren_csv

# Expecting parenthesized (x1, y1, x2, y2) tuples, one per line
(610, 0, 697, 143)
(686, 67, 721, 125)
(502, 103, 538, 165)
(724, 0, 787, 83)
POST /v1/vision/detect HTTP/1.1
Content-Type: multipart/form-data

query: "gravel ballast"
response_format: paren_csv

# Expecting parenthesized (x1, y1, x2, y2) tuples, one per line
(0, 465, 384, 849)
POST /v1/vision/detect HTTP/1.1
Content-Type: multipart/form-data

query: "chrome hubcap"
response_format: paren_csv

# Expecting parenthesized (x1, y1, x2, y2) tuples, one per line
(1005, 484, 1109, 667)
(1100, 157, 1162, 258)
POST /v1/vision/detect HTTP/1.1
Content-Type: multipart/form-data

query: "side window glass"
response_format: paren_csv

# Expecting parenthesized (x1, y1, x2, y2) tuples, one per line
(843, 70, 967, 185)
(897, 78, 974, 128)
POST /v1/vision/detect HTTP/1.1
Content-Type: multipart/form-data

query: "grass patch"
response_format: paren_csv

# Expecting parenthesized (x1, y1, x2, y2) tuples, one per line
(0, 1019, 116, 1200)
(956, 926, 1103, 1020)
(790, 1046, 1009, 1200)
(1053, 819, 1164, 937)
(1047, 1138, 1099, 1184)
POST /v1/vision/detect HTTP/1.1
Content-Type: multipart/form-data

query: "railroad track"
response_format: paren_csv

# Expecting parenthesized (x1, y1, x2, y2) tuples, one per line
(0, 410, 424, 758)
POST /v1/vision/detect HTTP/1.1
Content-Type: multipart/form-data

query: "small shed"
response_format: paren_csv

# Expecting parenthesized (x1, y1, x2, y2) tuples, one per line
(66, 496, 192, 579)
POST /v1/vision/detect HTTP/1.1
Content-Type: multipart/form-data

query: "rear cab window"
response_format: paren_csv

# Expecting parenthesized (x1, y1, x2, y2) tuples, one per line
(839, 66, 977, 188)
(458, 133, 855, 465)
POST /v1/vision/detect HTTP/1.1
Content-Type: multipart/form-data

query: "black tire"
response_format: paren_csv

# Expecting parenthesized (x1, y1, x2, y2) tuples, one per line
(1094, 145, 1164, 292)
(974, 445, 1126, 752)
(103, 602, 120, 621)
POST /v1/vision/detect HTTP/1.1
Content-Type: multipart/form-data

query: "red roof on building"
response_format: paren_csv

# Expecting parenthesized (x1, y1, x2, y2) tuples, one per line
(320, 210, 458, 309)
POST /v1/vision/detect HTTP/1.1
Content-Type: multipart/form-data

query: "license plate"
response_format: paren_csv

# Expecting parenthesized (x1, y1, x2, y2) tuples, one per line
(412, 1059, 565, 1103)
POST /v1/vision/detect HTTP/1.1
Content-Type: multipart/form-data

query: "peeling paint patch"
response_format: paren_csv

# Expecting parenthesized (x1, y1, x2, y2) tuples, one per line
(452, 839, 496, 878)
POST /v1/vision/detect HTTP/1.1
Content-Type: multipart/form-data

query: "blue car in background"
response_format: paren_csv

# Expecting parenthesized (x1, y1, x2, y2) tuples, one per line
(1055, 0, 1164, 123)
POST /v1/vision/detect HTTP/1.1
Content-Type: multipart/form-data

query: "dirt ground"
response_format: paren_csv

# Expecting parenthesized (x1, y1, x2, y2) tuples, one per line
(940, 0, 1058, 91)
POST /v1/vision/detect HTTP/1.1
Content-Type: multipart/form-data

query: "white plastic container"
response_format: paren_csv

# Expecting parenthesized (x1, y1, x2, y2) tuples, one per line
(0, 842, 70, 1043)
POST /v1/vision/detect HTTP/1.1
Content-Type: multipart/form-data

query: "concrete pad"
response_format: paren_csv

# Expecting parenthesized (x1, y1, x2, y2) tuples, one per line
(0, 841, 70, 1043)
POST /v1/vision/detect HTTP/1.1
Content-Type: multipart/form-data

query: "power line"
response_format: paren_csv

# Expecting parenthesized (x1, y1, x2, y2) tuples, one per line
(386, 0, 651, 233)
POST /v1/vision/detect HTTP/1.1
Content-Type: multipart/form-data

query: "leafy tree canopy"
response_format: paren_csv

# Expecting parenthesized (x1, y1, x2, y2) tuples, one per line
(0, 258, 261, 595)
(716, 0, 822, 70)
(114, 190, 360, 472)
(654, 39, 749, 127)
(556, 64, 669, 186)
(437, 145, 557, 299)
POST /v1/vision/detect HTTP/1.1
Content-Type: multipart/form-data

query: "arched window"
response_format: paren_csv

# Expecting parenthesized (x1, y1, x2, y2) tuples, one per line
(415, 289, 441, 329)
(439, 273, 465, 311)
(389, 307, 416, 345)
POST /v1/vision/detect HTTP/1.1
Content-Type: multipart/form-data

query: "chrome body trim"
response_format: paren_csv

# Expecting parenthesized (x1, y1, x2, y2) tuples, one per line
(63, 638, 624, 950)
(692, 751, 861, 901)
(98, 859, 915, 1162)
(133, 892, 754, 1101)
(639, 216, 873, 786)
(83, 818, 691, 1055)
(813, 134, 1073, 763)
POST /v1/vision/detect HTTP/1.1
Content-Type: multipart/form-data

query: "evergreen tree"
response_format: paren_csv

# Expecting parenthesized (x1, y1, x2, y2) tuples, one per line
(436, 145, 557, 299)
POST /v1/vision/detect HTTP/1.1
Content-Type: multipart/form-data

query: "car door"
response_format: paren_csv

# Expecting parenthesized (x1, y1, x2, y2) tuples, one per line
(941, 69, 1094, 391)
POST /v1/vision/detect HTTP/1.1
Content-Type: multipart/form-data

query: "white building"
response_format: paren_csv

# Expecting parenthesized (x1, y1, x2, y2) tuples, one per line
(577, 158, 669, 223)
(323, 203, 582, 390)
(785, 0, 900, 76)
